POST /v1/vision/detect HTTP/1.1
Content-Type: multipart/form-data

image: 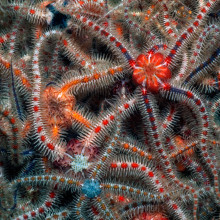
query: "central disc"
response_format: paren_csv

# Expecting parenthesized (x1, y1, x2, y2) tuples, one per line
(82, 179, 101, 198)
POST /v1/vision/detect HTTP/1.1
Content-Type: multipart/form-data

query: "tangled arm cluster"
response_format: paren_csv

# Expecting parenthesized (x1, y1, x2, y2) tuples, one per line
(0, 0, 220, 219)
